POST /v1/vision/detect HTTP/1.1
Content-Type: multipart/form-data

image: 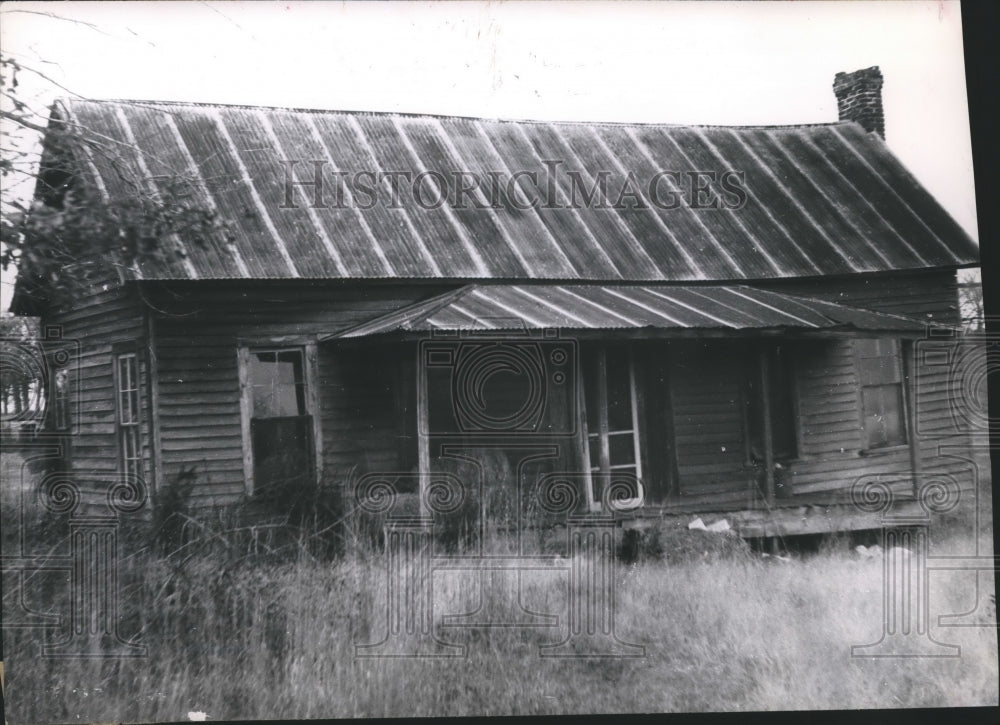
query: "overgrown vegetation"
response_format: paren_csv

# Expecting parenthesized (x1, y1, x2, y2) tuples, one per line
(2, 53, 229, 313)
(2, 447, 996, 722)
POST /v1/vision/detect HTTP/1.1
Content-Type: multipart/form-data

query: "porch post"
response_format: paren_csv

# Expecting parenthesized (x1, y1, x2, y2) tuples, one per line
(416, 344, 430, 517)
(901, 338, 922, 498)
(757, 343, 776, 506)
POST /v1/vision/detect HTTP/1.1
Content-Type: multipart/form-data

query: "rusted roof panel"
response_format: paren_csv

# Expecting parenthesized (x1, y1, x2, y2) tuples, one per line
(54, 99, 979, 282)
(333, 284, 932, 338)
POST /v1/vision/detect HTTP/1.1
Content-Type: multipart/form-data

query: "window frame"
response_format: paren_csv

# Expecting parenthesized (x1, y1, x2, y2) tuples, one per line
(854, 337, 908, 452)
(237, 341, 321, 497)
(48, 364, 70, 432)
(113, 351, 143, 481)
(580, 344, 644, 512)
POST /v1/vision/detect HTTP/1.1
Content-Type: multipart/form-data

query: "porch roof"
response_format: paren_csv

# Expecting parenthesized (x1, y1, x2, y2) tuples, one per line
(330, 284, 933, 338)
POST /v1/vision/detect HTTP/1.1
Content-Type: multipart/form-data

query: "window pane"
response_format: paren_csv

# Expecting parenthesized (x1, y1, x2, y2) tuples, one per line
(858, 356, 900, 385)
(608, 432, 636, 466)
(858, 339, 905, 449)
(862, 384, 904, 448)
(251, 349, 306, 418)
(118, 356, 129, 391)
(862, 386, 887, 448)
(116, 355, 139, 424)
(114, 354, 142, 477)
(121, 426, 141, 478)
(252, 416, 313, 498)
(876, 338, 900, 359)
(857, 339, 901, 381)
(882, 386, 904, 445)
(855, 338, 881, 358)
(53, 369, 69, 430)
(581, 345, 642, 491)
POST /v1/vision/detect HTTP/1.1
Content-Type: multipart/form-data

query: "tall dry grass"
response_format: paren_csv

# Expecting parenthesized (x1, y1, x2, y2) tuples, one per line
(2, 448, 997, 721)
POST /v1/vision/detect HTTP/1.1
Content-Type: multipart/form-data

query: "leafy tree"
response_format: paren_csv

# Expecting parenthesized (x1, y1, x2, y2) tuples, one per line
(1, 50, 226, 311)
(958, 278, 985, 333)
(1, 31, 226, 430)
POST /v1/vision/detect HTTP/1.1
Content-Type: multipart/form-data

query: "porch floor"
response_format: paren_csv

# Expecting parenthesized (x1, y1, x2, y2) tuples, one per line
(620, 494, 922, 539)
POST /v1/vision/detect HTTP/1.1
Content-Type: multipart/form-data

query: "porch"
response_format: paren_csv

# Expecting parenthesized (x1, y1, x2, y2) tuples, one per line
(304, 283, 934, 536)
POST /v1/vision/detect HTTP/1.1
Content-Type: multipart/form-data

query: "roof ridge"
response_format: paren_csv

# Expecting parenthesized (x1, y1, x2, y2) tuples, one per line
(58, 96, 855, 131)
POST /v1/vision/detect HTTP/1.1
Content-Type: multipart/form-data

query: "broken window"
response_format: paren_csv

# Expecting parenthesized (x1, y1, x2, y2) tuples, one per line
(115, 353, 142, 480)
(856, 338, 906, 449)
(245, 347, 314, 498)
(582, 345, 643, 509)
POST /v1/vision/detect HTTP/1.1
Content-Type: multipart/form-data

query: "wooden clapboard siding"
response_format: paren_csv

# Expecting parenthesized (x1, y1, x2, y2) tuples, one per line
(655, 321, 975, 512)
(764, 332, 973, 503)
(757, 270, 979, 505)
(318, 340, 404, 483)
(39, 282, 153, 500)
(762, 269, 960, 324)
(38, 266, 978, 530)
(149, 282, 451, 504)
(668, 341, 751, 498)
(910, 337, 983, 498)
(793, 339, 861, 459)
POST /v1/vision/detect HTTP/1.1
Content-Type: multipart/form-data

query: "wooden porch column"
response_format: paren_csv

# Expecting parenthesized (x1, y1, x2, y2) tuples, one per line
(901, 338, 922, 498)
(757, 343, 776, 506)
(416, 344, 430, 517)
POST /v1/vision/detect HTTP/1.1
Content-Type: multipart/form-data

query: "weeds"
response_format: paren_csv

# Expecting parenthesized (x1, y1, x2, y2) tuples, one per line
(1, 448, 997, 721)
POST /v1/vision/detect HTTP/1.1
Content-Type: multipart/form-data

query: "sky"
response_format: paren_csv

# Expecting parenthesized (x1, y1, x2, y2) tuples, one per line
(0, 1, 979, 310)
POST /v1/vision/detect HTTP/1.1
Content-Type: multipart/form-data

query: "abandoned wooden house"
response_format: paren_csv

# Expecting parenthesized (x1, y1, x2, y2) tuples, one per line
(11, 67, 981, 537)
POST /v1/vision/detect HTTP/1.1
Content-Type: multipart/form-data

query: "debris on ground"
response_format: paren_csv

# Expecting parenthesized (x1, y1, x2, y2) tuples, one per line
(854, 544, 881, 559)
(620, 519, 750, 564)
(706, 519, 731, 533)
(687, 517, 731, 533)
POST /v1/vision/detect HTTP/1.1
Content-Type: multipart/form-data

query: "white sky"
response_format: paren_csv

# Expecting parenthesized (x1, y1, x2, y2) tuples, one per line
(0, 0, 979, 309)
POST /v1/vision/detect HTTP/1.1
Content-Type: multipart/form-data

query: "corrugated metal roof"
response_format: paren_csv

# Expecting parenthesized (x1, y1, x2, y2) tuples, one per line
(55, 98, 977, 282)
(332, 284, 932, 338)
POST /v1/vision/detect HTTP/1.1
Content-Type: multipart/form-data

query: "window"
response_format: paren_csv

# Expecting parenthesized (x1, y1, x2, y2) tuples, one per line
(49, 367, 69, 432)
(856, 338, 906, 449)
(582, 346, 643, 509)
(243, 347, 315, 498)
(115, 353, 142, 479)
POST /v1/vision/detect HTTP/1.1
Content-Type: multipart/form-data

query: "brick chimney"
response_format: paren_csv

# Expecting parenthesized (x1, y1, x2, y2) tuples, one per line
(833, 66, 884, 138)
